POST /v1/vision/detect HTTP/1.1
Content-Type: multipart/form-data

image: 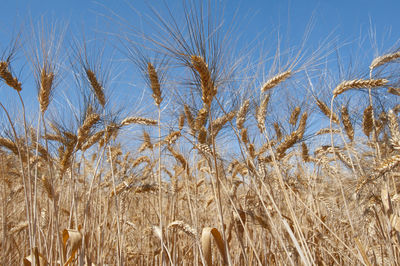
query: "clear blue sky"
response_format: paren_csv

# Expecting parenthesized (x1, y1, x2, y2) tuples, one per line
(0, 0, 399, 115)
(2, 0, 398, 44)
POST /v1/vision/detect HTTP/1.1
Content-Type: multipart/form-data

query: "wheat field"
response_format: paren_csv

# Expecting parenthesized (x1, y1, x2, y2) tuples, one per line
(1, 1, 400, 265)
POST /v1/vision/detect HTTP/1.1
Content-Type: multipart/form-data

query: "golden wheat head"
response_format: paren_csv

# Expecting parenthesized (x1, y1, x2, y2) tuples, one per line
(333, 78, 388, 97)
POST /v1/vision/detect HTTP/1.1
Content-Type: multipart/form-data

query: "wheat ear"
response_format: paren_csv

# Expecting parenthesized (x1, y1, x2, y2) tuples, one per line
(316, 128, 341, 135)
(59, 139, 76, 176)
(388, 110, 400, 149)
(191, 55, 216, 106)
(168, 221, 197, 238)
(261, 70, 291, 92)
(274, 122, 282, 142)
(341, 105, 354, 142)
(39, 68, 54, 113)
(211, 110, 236, 137)
(77, 113, 100, 147)
(387, 87, 400, 96)
(236, 99, 250, 130)
(81, 130, 104, 151)
(198, 126, 207, 144)
(178, 112, 185, 131)
(167, 145, 188, 169)
(370, 51, 400, 70)
(333, 79, 388, 97)
(147, 62, 162, 106)
(184, 105, 195, 133)
(132, 156, 151, 168)
(375, 154, 400, 176)
(86, 69, 106, 107)
(296, 112, 308, 140)
(0, 61, 22, 91)
(163, 131, 181, 145)
(0, 137, 18, 155)
(289, 106, 301, 125)
(275, 112, 307, 157)
(256, 94, 271, 132)
(316, 99, 339, 124)
(139, 131, 153, 152)
(121, 117, 157, 126)
(362, 105, 373, 137)
(194, 107, 209, 131)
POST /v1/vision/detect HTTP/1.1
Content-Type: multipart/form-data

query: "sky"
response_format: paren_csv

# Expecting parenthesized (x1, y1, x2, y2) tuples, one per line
(0, 0, 399, 118)
(1, 0, 398, 43)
